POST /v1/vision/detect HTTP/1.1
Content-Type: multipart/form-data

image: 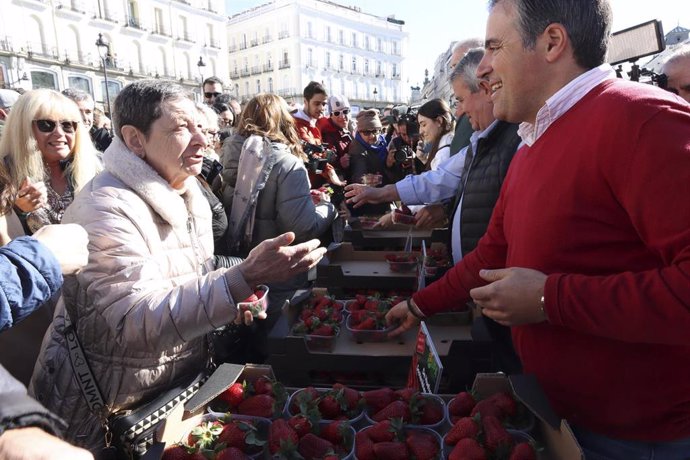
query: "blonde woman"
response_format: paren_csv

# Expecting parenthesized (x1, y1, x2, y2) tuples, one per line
(0, 89, 101, 234)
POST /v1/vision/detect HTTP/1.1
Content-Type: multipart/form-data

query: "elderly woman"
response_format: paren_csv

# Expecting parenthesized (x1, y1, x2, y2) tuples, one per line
(28, 81, 325, 452)
(0, 89, 102, 234)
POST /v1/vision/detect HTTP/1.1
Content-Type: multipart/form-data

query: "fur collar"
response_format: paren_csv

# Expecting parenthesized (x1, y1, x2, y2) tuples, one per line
(102, 136, 207, 229)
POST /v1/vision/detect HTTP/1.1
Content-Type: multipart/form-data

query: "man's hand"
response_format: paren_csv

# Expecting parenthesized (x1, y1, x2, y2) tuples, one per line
(385, 300, 420, 338)
(0, 427, 94, 460)
(469, 268, 548, 326)
(32, 224, 89, 275)
(375, 213, 394, 229)
(15, 178, 47, 213)
(238, 232, 326, 287)
(345, 184, 398, 208)
(414, 204, 447, 229)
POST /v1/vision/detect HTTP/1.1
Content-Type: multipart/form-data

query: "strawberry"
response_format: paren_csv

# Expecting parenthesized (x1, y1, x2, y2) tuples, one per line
(509, 442, 537, 460)
(364, 299, 379, 311)
(269, 418, 299, 455)
(312, 324, 336, 336)
(373, 400, 411, 422)
(216, 446, 248, 460)
(406, 430, 440, 460)
(482, 415, 513, 454)
(254, 376, 273, 395)
(318, 394, 343, 419)
(297, 433, 335, 460)
(218, 420, 260, 452)
(320, 420, 350, 445)
(355, 294, 368, 304)
(322, 455, 339, 460)
(238, 394, 276, 418)
(373, 441, 409, 460)
(449, 438, 487, 460)
(362, 387, 396, 413)
(332, 383, 362, 410)
(350, 309, 371, 323)
(242, 293, 259, 303)
(288, 414, 315, 438)
(394, 387, 418, 402)
(162, 445, 192, 460)
(354, 317, 377, 330)
(470, 398, 504, 420)
(486, 391, 518, 418)
(219, 382, 245, 408)
(355, 431, 376, 460)
(449, 392, 476, 419)
(445, 417, 480, 446)
(366, 419, 401, 443)
(416, 396, 443, 425)
(187, 420, 222, 449)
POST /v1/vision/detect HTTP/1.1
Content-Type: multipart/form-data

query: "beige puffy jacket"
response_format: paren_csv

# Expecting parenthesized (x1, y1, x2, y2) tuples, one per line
(29, 137, 249, 450)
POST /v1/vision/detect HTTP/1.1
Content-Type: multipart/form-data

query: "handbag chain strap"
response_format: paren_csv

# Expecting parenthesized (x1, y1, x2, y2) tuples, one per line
(63, 309, 114, 448)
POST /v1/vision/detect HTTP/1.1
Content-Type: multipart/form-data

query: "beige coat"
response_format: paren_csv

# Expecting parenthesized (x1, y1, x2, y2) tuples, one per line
(29, 137, 248, 450)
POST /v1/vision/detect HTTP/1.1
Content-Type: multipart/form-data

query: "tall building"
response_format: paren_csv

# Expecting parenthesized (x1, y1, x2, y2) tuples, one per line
(226, 0, 409, 109)
(420, 41, 454, 106)
(0, 0, 227, 111)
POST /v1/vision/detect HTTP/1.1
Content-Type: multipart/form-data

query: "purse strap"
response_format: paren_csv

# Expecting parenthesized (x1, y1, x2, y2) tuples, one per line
(63, 307, 114, 447)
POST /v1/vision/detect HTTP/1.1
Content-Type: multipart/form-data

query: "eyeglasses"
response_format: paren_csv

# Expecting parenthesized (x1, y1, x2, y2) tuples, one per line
(33, 119, 78, 134)
(204, 92, 221, 99)
(360, 129, 381, 136)
(332, 109, 350, 117)
(219, 118, 233, 127)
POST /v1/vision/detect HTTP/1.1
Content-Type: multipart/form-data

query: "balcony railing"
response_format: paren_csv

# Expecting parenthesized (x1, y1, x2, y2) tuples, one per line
(228, 44, 237, 52)
(208, 39, 221, 49)
(263, 63, 273, 72)
(250, 66, 261, 75)
(278, 59, 290, 69)
(151, 27, 172, 37)
(27, 42, 59, 60)
(177, 32, 195, 43)
(278, 31, 289, 39)
(262, 35, 272, 44)
(239, 42, 247, 50)
(250, 39, 258, 47)
(230, 70, 239, 79)
(56, 0, 87, 13)
(240, 68, 250, 77)
(125, 15, 145, 30)
(0, 37, 14, 53)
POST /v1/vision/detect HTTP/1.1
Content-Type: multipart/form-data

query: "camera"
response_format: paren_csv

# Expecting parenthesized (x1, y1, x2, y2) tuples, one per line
(394, 144, 415, 163)
(302, 141, 335, 174)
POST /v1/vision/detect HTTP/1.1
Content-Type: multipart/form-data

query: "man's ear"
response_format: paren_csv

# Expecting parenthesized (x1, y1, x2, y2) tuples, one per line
(542, 23, 569, 63)
(120, 125, 146, 158)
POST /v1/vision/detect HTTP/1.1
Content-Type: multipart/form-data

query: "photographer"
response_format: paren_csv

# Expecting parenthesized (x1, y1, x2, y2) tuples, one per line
(385, 113, 419, 183)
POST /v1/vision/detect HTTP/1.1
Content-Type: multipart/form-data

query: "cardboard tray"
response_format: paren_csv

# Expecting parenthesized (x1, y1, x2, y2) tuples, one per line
(471, 373, 584, 460)
(344, 226, 449, 250)
(317, 243, 421, 289)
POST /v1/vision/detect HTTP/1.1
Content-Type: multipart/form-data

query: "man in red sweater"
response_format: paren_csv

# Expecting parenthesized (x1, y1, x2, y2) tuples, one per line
(386, 0, 690, 458)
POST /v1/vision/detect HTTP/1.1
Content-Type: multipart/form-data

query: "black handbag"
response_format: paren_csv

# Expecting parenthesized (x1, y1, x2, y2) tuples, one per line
(64, 309, 210, 459)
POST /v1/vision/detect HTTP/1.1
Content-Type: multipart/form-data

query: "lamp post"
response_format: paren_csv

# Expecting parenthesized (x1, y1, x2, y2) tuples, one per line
(197, 56, 206, 91)
(372, 87, 378, 109)
(95, 33, 112, 116)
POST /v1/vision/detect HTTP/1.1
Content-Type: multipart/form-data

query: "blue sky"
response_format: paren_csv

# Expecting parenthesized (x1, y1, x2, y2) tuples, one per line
(225, 0, 688, 87)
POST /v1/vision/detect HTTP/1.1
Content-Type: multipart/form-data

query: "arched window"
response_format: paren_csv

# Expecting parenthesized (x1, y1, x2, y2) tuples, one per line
(68, 75, 92, 94)
(31, 70, 57, 89)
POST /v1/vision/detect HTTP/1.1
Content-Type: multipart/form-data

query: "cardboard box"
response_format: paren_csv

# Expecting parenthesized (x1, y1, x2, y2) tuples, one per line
(471, 373, 584, 460)
(156, 363, 277, 450)
(344, 226, 448, 250)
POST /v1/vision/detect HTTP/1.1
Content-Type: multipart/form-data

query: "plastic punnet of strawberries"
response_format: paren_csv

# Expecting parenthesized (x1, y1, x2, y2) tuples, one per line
(291, 293, 344, 338)
(211, 375, 288, 419)
(361, 387, 445, 428)
(444, 390, 539, 460)
(269, 416, 355, 460)
(288, 383, 364, 422)
(237, 285, 269, 318)
(356, 418, 442, 460)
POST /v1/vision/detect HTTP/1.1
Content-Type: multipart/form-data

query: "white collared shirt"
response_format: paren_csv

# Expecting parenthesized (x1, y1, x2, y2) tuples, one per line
(518, 63, 617, 146)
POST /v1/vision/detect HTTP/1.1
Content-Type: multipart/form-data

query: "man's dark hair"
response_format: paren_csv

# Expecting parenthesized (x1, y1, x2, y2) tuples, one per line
(61, 87, 93, 103)
(202, 76, 224, 87)
(489, 0, 612, 69)
(214, 93, 232, 105)
(112, 80, 190, 140)
(303, 81, 327, 101)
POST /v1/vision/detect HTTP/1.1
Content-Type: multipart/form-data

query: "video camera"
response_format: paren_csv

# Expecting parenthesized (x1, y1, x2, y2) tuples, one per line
(393, 111, 420, 165)
(302, 141, 335, 174)
(608, 19, 669, 90)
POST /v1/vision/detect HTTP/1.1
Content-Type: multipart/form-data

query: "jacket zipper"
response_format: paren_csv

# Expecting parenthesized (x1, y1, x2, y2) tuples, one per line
(187, 215, 205, 275)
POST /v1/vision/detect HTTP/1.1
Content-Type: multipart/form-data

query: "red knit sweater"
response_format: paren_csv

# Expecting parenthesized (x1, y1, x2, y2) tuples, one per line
(414, 80, 690, 441)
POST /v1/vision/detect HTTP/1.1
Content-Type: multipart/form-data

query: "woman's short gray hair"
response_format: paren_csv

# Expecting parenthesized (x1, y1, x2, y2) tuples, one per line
(112, 80, 191, 140)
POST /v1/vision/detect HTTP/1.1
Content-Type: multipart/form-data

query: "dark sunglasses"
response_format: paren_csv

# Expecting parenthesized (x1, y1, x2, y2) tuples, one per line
(33, 119, 78, 134)
(332, 109, 350, 117)
(360, 129, 381, 136)
(204, 92, 221, 98)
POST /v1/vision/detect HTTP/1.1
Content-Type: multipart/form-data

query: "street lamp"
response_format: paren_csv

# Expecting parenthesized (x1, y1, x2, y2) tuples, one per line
(372, 87, 378, 108)
(95, 33, 112, 116)
(197, 56, 206, 83)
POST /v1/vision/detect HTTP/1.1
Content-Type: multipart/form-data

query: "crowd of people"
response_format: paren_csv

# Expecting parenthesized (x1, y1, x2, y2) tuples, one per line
(0, 0, 688, 459)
